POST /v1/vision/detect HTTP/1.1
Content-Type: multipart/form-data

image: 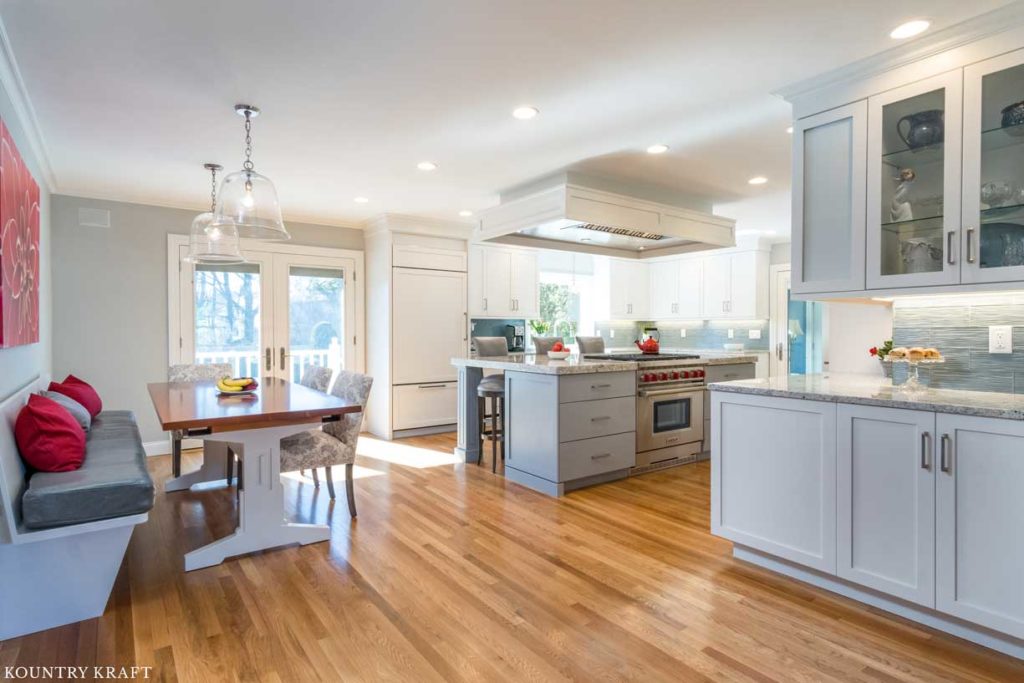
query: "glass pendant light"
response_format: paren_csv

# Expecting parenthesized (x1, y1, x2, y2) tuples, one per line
(211, 104, 290, 241)
(184, 163, 245, 264)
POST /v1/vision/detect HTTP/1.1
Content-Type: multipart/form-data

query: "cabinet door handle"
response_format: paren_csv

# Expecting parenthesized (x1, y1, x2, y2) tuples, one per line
(463, 312, 468, 341)
(921, 431, 931, 470)
(946, 231, 956, 265)
(280, 347, 287, 371)
(417, 383, 448, 389)
(591, 383, 612, 390)
(776, 342, 784, 361)
(265, 347, 272, 372)
(966, 227, 975, 264)
(483, 297, 488, 311)
(591, 452, 612, 460)
(940, 434, 953, 473)
(590, 416, 611, 422)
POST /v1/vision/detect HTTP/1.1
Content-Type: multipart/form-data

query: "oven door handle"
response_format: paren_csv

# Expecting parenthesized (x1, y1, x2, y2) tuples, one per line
(638, 387, 705, 398)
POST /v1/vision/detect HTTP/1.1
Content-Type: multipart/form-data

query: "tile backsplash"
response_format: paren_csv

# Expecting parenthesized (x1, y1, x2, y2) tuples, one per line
(893, 299, 1024, 393)
(593, 320, 770, 351)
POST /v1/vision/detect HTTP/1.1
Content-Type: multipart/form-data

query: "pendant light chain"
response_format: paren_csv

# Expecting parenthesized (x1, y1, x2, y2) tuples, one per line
(243, 111, 255, 173)
(209, 165, 218, 213)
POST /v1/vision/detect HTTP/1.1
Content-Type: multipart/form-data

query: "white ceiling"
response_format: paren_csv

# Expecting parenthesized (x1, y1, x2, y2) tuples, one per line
(0, 0, 1012, 229)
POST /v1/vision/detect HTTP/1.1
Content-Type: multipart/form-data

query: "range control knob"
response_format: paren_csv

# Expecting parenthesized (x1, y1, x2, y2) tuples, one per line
(643, 373, 654, 382)
(696, 369, 705, 378)
(659, 372, 668, 381)
(671, 371, 681, 380)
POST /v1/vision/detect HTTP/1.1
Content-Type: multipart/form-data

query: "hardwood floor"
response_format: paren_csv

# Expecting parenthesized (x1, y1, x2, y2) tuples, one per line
(3, 433, 1023, 682)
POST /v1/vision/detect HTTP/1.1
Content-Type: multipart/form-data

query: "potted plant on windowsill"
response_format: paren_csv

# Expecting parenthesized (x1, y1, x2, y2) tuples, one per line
(869, 340, 894, 378)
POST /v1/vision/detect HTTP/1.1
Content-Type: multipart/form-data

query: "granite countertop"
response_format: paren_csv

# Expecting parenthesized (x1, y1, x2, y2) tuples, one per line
(451, 353, 759, 375)
(709, 373, 1024, 420)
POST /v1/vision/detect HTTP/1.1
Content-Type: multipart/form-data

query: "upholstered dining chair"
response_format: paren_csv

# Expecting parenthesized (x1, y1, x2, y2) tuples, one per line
(167, 363, 233, 479)
(280, 370, 373, 517)
(531, 336, 563, 354)
(575, 336, 606, 354)
(296, 365, 334, 485)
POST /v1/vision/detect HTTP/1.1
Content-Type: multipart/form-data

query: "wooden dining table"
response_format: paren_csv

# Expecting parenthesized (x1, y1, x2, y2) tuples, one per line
(148, 377, 363, 571)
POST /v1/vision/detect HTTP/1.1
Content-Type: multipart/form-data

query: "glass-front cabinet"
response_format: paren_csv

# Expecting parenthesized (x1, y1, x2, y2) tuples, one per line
(867, 72, 962, 289)
(962, 49, 1024, 284)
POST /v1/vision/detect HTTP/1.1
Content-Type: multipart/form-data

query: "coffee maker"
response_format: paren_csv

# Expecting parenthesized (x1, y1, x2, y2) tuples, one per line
(505, 324, 525, 352)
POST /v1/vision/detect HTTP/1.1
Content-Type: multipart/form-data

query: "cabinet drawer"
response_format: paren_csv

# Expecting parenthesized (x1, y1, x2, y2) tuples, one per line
(559, 397, 636, 442)
(392, 383, 457, 430)
(705, 363, 755, 384)
(559, 372, 634, 403)
(559, 432, 636, 481)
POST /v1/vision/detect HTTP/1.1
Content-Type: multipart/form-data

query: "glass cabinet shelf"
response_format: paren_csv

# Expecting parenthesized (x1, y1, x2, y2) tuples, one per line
(981, 202, 1024, 223)
(981, 122, 1024, 154)
(881, 215, 945, 235)
(881, 142, 944, 169)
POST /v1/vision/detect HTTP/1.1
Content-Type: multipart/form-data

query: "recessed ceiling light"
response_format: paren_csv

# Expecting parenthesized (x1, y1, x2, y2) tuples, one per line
(353, 196, 369, 204)
(890, 19, 930, 39)
(748, 176, 768, 185)
(459, 210, 473, 217)
(417, 161, 438, 171)
(512, 105, 539, 120)
(786, 126, 793, 134)
(646, 144, 669, 154)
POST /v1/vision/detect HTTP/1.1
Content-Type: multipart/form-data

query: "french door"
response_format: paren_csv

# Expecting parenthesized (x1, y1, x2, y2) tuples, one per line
(169, 236, 363, 381)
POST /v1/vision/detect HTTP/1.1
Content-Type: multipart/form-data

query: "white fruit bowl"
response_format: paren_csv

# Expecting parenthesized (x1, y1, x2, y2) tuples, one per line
(547, 350, 571, 360)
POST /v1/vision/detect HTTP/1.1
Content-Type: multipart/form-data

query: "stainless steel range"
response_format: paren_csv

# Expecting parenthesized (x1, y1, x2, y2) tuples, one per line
(585, 353, 706, 472)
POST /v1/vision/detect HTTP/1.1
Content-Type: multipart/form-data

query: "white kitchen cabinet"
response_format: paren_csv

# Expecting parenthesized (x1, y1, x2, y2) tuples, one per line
(677, 258, 703, 318)
(792, 101, 868, 295)
(468, 244, 538, 317)
(701, 253, 732, 317)
(511, 250, 539, 318)
(962, 48, 1024, 285)
(936, 414, 1024, 639)
(711, 391, 837, 573)
(649, 261, 680, 318)
(837, 404, 936, 606)
(866, 71, 963, 290)
(699, 251, 768, 320)
(609, 259, 648, 319)
(392, 382, 458, 430)
(392, 268, 467, 385)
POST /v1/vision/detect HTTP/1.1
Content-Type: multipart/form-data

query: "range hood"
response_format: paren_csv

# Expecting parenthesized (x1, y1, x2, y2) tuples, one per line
(475, 180, 735, 259)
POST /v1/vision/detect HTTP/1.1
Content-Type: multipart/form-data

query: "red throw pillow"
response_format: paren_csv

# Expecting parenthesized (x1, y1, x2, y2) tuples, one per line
(15, 394, 86, 472)
(49, 374, 102, 418)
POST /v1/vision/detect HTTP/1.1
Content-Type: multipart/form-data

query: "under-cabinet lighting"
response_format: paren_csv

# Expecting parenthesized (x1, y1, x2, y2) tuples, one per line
(878, 291, 1024, 308)
(890, 19, 930, 40)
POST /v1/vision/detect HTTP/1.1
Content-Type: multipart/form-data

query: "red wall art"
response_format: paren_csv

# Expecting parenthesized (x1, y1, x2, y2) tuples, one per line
(0, 118, 40, 348)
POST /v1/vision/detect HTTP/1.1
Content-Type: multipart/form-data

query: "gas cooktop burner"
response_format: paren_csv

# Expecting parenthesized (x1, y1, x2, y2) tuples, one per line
(584, 353, 700, 361)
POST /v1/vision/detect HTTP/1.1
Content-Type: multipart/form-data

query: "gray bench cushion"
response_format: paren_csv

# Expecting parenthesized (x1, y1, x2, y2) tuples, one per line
(21, 410, 154, 529)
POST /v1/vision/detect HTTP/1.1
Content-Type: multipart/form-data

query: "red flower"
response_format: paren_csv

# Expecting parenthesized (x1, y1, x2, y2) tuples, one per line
(869, 347, 879, 356)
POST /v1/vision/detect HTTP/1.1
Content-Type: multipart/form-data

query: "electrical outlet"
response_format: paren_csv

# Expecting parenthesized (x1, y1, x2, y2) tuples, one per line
(679, 329, 686, 338)
(748, 329, 762, 340)
(727, 329, 735, 339)
(989, 325, 1013, 354)
(610, 329, 615, 338)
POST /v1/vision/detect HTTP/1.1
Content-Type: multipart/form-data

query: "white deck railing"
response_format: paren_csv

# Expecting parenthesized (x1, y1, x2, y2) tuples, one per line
(196, 342, 341, 383)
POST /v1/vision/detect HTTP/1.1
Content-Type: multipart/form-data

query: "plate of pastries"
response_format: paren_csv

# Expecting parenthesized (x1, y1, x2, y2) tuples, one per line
(886, 346, 943, 362)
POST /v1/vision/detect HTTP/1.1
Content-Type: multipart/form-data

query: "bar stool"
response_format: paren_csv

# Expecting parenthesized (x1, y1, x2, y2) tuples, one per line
(477, 375, 505, 472)
(532, 336, 563, 354)
(575, 336, 606, 354)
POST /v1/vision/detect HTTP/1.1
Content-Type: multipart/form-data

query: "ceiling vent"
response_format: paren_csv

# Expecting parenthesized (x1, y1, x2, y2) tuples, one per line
(78, 207, 111, 228)
(572, 223, 667, 241)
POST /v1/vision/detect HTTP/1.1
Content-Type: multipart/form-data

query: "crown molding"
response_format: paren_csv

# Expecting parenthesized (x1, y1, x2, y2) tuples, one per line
(363, 212, 474, 239)
(0, 14, 55, 191)
(774, 3, 1024, 102)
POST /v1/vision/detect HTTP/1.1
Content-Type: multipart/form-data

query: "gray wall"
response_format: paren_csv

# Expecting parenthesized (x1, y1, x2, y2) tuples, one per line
(0, 88, 51, 402)
(50, 195, 363, 442)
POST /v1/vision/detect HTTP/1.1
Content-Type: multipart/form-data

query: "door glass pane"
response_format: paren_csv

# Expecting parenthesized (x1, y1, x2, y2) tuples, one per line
(979, 64, 1024, 270)
(788, 291, 824, 375)
(288, 266, 345, 382)
(193, 262, 261, 377)
(879, 88, 945, 276)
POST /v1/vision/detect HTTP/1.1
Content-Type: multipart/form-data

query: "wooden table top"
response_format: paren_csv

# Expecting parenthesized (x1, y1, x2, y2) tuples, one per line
(147, 378, 363, 433)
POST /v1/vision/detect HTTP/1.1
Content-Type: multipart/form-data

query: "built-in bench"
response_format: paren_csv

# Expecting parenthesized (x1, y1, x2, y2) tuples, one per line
(0, 377, 154, 640)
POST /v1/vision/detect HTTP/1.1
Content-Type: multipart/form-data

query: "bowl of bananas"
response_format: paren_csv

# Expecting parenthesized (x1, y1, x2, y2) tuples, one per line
(216, 376, 259, 396)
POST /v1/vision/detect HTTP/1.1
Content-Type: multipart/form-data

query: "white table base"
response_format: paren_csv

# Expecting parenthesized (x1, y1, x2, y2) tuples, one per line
(164, 439, 230, 493)
(184, 422, 331, 571)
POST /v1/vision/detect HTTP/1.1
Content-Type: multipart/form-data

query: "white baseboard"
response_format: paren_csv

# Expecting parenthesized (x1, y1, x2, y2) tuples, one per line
(143, 438, 203, 456)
